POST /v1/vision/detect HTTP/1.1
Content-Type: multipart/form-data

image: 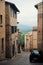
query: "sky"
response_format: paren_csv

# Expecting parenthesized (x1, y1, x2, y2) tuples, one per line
(6, 0, 42, 27)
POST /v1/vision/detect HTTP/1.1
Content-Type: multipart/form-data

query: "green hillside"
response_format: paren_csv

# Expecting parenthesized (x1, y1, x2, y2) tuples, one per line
(17, 24, 32, 34)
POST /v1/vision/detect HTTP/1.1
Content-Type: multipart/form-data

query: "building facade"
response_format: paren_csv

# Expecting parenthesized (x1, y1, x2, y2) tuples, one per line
(0, 0, 5, 60)
(15, 29, 21, 53)
(32, 27, 37, 49)
(35, 2, 43, 52)
(24, 32, 32, 51)
(0, 0, 20, 60)
(24, 34, 30, 51)
(29, 32, 33, 51)
(24, 27, 37, 51)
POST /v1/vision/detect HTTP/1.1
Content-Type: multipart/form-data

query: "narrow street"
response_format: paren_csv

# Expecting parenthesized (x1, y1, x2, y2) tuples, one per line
(0, 52, 43, 65)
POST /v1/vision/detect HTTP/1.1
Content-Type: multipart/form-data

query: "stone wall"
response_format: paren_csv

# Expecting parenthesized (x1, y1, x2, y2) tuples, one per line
(38, 3, 43, 51)
(5, 4, 12, 58)
(0, 0, 5, 60)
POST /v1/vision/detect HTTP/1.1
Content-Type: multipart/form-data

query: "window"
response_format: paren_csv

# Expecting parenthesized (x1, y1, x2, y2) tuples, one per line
(11, 7, 17, 18)
(0, 15, 2, 24)
(14, 26, 17, 32)
(11, 8, 13, 17)
(11, 26, 14, 33)
(11, 26, 17, 33)
(2, 38, 4, 52)
(13, 12, 17, 18)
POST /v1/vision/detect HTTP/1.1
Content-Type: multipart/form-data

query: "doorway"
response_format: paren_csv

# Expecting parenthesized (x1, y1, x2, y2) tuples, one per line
(12, 44, 15, 56)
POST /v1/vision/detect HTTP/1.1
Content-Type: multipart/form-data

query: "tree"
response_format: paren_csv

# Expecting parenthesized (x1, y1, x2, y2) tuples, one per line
(20, 33, 25, 46)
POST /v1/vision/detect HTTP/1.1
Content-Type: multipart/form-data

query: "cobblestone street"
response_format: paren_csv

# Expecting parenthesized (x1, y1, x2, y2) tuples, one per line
(0, 52, 43, 65)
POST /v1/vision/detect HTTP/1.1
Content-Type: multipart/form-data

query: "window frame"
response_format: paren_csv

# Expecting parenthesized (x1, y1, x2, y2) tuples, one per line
(11, 26, 17, 34)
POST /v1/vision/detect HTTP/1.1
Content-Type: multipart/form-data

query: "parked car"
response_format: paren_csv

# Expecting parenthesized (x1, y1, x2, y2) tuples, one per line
(29, 49, 43, 63)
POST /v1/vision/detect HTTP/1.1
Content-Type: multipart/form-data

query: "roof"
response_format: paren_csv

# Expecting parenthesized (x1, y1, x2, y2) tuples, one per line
(35, 2, 43, 9)
(35, 5, 38, 9)
(5, 1, 20, 12)
(32, 27, 37, 31)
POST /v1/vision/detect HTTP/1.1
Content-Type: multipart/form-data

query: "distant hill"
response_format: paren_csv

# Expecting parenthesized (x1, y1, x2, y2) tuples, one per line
(17, 24, 32, 34)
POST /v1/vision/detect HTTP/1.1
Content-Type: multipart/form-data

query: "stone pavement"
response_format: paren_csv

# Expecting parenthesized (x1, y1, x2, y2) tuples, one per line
(0, 51, 43, 65)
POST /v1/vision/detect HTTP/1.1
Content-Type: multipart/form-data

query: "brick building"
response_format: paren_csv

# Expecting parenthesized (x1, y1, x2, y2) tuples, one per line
(0, 0, 20, 60)
(35, 2, 43, 52)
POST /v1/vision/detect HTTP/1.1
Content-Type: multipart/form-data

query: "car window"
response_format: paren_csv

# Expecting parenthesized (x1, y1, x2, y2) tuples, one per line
(33, 50, 39, 54)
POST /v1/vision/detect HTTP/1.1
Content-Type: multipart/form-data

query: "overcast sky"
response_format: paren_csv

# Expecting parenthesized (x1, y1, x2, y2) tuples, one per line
(6, 0, 42, 27)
